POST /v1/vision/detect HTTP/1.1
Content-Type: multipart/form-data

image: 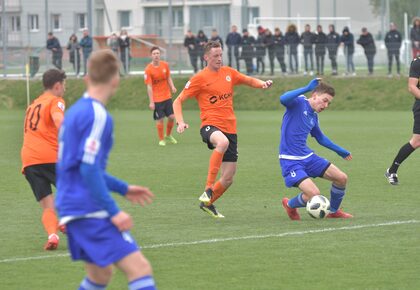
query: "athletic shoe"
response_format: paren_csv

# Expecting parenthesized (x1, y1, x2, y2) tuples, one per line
(158, 140, 166, 146)
(281, 198, 301, 220)
(327, 209, 353, 218)
(44, 234, 59, 250)
(199, 202, 224, 218)
(165, 135, 178, 144)
(385, 168, 399, 185)
(199, 188, 213, 204)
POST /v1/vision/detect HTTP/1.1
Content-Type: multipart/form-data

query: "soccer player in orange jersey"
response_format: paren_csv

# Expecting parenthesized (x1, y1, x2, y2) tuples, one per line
(21, 69, 66, 250)
(144, 46, 178, 146)
(173, 41, 273, 218)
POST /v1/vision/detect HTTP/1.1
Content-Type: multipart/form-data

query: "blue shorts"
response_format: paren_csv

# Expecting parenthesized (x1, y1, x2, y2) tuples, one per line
(66, 218, 140, 267)
(280, 153, 331, 188)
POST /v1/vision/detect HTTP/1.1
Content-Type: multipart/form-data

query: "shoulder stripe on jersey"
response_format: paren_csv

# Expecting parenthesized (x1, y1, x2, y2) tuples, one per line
(82, 101, 107, 164)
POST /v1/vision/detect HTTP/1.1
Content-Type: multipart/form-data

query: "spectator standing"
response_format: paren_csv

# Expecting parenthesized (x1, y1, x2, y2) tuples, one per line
(255, 26, 266, 74)
(46, 32, 63, 70)
(301, 24, 315, 75)
(410, 17, 420, 58)
(108, 32, 119, 55)
(197, 30, 208, 69)
(357, 27, 376, 75)
(226, 25, 241, 71)
(240, 29, 255, 75)
(385, 22, 402, 77)
(314, 25, 327, 75)
(264, 29, 275, 75)
(327, 24, 340, 75)
(67, 34, 80, 76)
(285, 24, 299, 74)
(273, 27, 287, 74)
(340, 26, 355, 75)
(210, 28, 223, 49)
(119, 30, 131, 74)
(79, 29, 93, 76)
(184, 30, 198, 73)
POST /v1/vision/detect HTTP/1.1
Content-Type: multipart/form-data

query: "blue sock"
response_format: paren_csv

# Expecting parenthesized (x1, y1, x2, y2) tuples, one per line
(79, 277, 106, 290)
(287, 193, 306, 208)
(330, 184, 346, 213)
(128, 275, 156, 290)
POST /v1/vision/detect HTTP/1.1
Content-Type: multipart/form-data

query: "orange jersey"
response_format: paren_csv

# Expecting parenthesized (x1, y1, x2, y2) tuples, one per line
(144, 61, 172, 103)
(178, 66, 263, 134)
(21, 92, 65, 170)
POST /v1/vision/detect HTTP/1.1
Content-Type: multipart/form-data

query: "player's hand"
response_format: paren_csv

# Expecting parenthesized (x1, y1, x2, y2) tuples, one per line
(262, 80, 273, 89)
(149, 102, 155, 110)
(111, 211, 133, 232)
(177, 121, 189, 134)
(171, 86, 177, 94)
(306, 78, 321, 91)
(125, 185, 154, 206)
(344, 154, 352, 161)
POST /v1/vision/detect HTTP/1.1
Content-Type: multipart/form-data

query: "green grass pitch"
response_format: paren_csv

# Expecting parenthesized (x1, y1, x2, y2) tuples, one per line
(0, 109, 419, 289)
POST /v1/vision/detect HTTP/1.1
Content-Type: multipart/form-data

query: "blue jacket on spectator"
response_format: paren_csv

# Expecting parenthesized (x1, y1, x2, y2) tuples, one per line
(47, 36, 63, 56)
(80, 35, 93, 56)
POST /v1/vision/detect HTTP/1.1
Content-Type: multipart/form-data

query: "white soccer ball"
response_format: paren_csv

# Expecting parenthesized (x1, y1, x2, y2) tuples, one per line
(306, 195, 331, 219)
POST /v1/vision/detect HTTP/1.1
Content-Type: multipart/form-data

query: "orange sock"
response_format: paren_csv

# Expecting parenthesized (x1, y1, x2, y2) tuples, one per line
(206, 150, 224, 188)
(156, 123, 164, 140)
(42, 208, 58, 236)
(166, 119, 174, 136)
(209, 181, 227, 204)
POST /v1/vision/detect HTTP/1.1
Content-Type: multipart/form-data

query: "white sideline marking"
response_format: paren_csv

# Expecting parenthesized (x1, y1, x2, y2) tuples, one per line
(0, 220, 418, 264)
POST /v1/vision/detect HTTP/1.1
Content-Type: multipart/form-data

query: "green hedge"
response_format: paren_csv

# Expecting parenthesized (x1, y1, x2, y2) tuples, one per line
(0, 75, 414, 110)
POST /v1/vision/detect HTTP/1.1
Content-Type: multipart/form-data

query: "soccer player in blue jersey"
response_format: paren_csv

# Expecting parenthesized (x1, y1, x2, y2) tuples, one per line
(279, 78, 353, 220)
(56, 50, 156, 290)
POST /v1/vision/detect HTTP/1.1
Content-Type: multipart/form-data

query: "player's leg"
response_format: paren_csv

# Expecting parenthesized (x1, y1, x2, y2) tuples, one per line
(153, 102, 166, 146)
(79, 263, 113, 290)
(115, 251, 156, 290)
(24, 164, 60, 250)
(155, 119, 165, 146)
(322, 164, 353, 218)
(164, 100, 177, 144)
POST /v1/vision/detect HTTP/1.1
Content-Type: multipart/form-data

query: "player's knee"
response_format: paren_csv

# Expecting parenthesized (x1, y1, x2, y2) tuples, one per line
(306, 188, 320, 197)
(409, 138, 420, 149)
(88, 266, 113, 284)
(335, 172, 348, 187)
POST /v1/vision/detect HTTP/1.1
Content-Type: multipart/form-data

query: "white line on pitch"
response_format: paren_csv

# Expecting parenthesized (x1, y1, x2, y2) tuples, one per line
(0, 219, 418, 264)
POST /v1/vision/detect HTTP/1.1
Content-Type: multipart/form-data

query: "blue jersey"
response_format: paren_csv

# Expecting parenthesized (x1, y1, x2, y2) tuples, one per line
(280, 95, 321, 159)
(56, 94, 115, 220)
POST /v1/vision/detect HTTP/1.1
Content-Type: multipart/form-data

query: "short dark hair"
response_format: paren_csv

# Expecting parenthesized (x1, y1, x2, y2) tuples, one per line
(313, 82, 335, 97)
(42, 69, 66, 90)
(48, 32, 53, 36)
(204, 40, 221, 55)
(150, 46, 160, 53)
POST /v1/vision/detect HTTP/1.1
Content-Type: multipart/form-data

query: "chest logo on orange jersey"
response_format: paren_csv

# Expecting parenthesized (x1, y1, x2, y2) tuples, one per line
(226, 75, 231, 82)
(209, 93, 233, 104)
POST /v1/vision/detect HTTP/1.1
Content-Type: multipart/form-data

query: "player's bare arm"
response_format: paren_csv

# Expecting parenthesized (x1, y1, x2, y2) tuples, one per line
(168, 76, 177, 94)
(408, 77, 420, 99)
(147, 84, 155, 110)
(173, 91, 189, 133)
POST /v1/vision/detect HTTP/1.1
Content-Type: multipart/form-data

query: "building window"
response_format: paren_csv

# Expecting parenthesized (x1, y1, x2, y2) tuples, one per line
(76, 13, 86, 30)
(119, 11, 131, 29)
(29, 14, 39, 31)
(172, 8, 183, 28)
(11, 15, 21, 32)
(52, 14, 61, 31)
(248, 7, 260, 23)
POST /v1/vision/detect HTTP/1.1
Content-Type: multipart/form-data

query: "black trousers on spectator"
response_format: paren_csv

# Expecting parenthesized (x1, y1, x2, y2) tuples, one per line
(276, 51, 286, 73)
(256, 56, 265, 74)
(52, 54, 62, 70)
(268, 50, 275, 75)
(303, 48, 314, 71)
(388, 51, 400, 74)
(244, 57, 253, 75)
(289, 52, 298, 73)
(329, 52, 338, 72)
(188, 52, 198, 73)
(316, 53, 325, 75)
(366, 53, 375, 74)
(227, 45, 240, 71)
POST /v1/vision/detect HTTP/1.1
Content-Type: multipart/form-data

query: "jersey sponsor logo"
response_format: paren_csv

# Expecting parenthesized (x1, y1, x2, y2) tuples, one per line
(209, 92, 233, 104)
(84, 137, 101, 155)
(205, 126, 211, 131)
(57, 101, 65, 111)
(226, 75, 231, 82)
(290, 171, 297, 178)
(303, 110, 308, 116)
(185, 81, 191, 89)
